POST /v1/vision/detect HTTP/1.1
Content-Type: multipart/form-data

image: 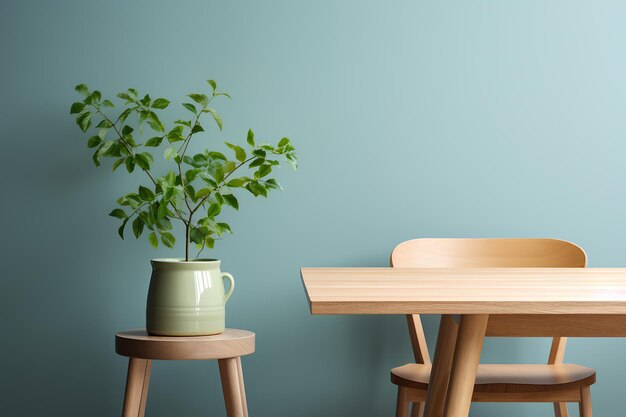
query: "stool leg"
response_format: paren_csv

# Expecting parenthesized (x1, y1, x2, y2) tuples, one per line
(219, 357, 248, 417)
(236, 357, 249, 417)
(122, 358, 152, 417)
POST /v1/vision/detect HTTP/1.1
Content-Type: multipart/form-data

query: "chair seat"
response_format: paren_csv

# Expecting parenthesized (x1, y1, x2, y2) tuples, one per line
(391, 363, 596, 393)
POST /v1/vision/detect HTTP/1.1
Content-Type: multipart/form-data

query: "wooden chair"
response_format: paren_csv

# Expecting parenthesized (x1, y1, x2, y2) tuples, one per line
(390, 238, 595, 417)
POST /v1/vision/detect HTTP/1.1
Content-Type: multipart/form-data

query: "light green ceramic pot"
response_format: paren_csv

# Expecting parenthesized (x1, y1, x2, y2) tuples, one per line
(146, 258, 235, 336)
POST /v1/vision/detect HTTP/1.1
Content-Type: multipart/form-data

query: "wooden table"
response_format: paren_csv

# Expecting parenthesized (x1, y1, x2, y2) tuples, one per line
(301, 267, 626, 417)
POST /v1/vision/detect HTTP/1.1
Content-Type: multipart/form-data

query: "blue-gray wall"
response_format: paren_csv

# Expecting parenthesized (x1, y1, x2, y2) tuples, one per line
(2, 1, 625, 416)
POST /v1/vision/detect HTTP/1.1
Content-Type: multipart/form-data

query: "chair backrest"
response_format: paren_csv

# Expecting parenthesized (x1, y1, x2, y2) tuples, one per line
(390, 238, 587, 365)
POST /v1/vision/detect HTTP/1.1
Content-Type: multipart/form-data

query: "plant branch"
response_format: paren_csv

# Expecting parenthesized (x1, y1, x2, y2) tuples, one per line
(189, 155, 255, 216)
(94, 106, 189, 226)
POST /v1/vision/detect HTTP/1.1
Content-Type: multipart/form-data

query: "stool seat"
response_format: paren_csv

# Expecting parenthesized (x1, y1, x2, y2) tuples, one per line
(116, 329, 255, 360)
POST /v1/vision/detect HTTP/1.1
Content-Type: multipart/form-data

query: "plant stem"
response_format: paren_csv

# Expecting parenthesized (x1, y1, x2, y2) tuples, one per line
(185, 218, 191, 261)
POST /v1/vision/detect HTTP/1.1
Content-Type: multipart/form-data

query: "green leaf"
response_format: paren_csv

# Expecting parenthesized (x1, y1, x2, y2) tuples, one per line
(256, 164, 272, 178)
(233, 146, 246, 162)
(128, 88, 139, 97)
(226, 178, 248, 187)
(102, 99, 115, 108)
(164, 147, 178, 161)
(156, 217, 172, 231)
(112, 158, 125, 171)
(174, 119, 192, 128)
(185, 169, 201, 183)
(226, 143, 246, 162)
(246, 181, 267, 197)
(118, 218, 129, 239)
(132, 217, 144, 238)
(138, 186, 155, 201)
(188, 93, 209, 107)
(247, 129, 255, 146)
(122, 125, 134, 136)
(208, 151, 227, 161)
(167, 126, 185, 142)
(117, 108, 133, 124)
(87, 136, 101, 148)
(161, 232, 176, 248)
(182, 103, 197, 114)
(138, 211, 153, 230)
(151, 98, 170, 109)
(125, 193, 143, 208)
(204, 108, 223, 130)
(75, 84, 89, 96)
(252, 149, 266, 158)
(145, 136, 164, 147)
(125, 156, 135, 173)
(76, 112, 92, 132)
(191, 123, 204, 134)
(213, 167, 225, 183)
(215, 92, 231, 99)
(92, 150, 101, 167)
(109, 209, 127, 219)
(207, 203, 221, 217)
(157, 199, 168, 220)
(218, 162, 234, 176)
(249, 158, 264, 168)
(140, 94, 152, 107)
(264, 178, 283, 190)
(195, 188, 212, 199)
(218, 222, 232, 233)
(223, 194, 239, 210)
(135, 153, 153, 170)
(163, 186, 176, 201)
(147, 119, 164, 133)
(117, 92, 134, 102)
(188, 227, 203, 244)
(96, 141, 115, 158)
(207, 79, 217, 91)
(164, 171, 176, 186)
(205, 236, 215, 248)
(96, 119, 113, 128)
(148, 232, 159, 249)
(278, 137, 290, 147)
(201, 177, 218, 188)
(85, 91, 101, 105)
(70, 102, 86, 114)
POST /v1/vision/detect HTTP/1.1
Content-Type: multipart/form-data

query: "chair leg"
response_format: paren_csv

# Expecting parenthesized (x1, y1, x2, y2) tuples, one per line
(553, 402, 568, 417)
(579, 386, 593, 417)
(396, 386, 409, 417)
(122, 358, 152, 417)
(411, 402, 425, 417)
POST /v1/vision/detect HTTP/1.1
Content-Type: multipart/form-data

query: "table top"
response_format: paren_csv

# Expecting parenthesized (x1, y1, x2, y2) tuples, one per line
(301, 267, 626, 315)
(116, 329, 255, 360)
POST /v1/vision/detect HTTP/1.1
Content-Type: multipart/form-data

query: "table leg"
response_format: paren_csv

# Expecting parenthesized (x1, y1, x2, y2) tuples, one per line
(443, 314, 488, 417)
(122, 358, 152, 417)
(219, 357, 248, 417)
(423, 315, 459, 417)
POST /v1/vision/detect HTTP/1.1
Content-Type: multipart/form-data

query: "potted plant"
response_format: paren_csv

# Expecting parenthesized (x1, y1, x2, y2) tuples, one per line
(70, 79, 297, 336)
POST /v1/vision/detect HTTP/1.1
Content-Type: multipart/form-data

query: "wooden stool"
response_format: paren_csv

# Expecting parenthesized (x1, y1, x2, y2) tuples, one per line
(115, 329, 255, 417)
